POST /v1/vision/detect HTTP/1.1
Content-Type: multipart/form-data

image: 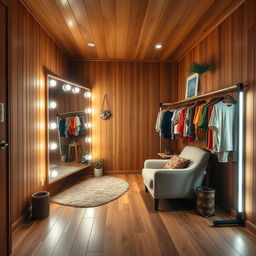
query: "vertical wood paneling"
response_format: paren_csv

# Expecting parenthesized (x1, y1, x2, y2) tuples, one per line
(174, 0, 256, 224)
(9, 0, 70, 230)
(71, 61, 177, 172)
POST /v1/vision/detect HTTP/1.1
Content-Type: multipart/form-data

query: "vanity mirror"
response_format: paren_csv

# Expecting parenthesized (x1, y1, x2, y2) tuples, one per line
(47, 75, 91, 183)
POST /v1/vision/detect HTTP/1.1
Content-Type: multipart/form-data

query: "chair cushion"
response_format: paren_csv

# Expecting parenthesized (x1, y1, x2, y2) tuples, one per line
(162, 155, 190, 169)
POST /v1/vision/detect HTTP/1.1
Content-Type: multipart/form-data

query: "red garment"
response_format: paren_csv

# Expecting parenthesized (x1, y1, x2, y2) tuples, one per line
(207, 105, 214, 150)
(69, 117, 76, 135)
(177, 108, 187, 139)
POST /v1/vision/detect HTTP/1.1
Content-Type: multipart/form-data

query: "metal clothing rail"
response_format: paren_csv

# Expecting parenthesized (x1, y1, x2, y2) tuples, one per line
(57, 110, 86, 116)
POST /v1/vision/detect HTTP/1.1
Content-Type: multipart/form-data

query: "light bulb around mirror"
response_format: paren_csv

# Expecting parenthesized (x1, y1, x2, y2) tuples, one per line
(49, 101, 57, 109)
(49, 79, 57, 87)
(72, 87, 80, 94)
(49, 142, 58, 150)
(49, 122, 57, 129)
(62, 83, 71, 91)
(85, 154, 92, 160)
(85, 123, 92, 128)
(85, 108, 92, 114)
(85, 137, 92, 143)
(84, 91, 92, 98)
(50, 170, 58, 178)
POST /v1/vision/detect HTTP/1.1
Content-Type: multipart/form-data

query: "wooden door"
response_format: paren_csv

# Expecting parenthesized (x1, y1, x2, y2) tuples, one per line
(0, 1, 10, 255)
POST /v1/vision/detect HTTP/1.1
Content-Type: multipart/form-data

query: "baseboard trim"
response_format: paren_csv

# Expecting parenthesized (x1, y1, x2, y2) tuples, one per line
(245, 220, 256, 234)
(104, 170, 141, 174)
(12, 207, 31, 234)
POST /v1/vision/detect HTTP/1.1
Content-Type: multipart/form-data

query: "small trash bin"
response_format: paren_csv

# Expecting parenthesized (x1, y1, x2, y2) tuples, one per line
(196, 186, 215, 217)
(32, 191, 50, 219)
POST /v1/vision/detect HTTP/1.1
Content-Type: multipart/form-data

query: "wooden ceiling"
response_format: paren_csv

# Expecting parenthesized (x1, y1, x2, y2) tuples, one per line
(23, 0, 244, 61)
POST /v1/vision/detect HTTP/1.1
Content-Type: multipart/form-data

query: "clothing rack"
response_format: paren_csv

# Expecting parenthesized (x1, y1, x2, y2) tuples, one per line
(159, 83, 246, 227)
(57, 110, 86, 116)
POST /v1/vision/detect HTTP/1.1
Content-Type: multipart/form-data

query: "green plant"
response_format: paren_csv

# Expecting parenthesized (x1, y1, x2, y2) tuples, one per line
(61, 144, 67, 155)
(189, 62, 213, 75)
(94, 159, 103, 169)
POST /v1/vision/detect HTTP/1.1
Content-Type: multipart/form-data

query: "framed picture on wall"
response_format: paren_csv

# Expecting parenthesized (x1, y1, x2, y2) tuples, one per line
(185, 73, 199, 98)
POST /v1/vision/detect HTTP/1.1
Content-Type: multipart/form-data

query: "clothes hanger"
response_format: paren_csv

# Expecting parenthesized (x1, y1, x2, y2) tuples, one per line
(222, 95, 237, 104)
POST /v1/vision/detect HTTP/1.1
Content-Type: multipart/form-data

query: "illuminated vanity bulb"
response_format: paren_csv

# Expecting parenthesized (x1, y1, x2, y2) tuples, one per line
(72, 87, 80, 94)
(85, 154, 92, 160)
(51, 170, 58, 178)
(84, 92, 92, 98)
(85, 108, 92, 114)
(49, 142, 58, 150)
(85, 137, 92, 143)
(49, 122, 57, 129)
(49, 101, 57, 109)
(62, 84, 71, 91)
(85, 123, 92, 128)
(49, 79, 57, 87)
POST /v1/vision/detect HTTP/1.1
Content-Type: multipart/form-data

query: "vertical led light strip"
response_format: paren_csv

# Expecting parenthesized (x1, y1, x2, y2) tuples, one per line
(238, 88, 245, 213)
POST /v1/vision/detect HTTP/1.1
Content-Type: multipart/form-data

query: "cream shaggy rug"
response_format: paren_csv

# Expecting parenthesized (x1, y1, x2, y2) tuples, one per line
(51, 176, 129, 207)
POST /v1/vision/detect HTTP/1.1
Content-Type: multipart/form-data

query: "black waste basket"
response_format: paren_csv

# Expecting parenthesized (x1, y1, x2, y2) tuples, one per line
(32, 191, 50, 219)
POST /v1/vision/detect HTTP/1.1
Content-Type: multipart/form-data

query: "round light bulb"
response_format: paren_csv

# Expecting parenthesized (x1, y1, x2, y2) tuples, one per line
(49, 122, 57, 129)
(85, 123, 92, 128)
(51, 170, 58, 178)
(49, 142, 58, 150)
(72, 87, 80, 94)
(85, 154, 92, 160)
(85, 108, 92, 114)
(88, 42, 96, 47)
(49, 101, 57, 109)
(84, 92, 92, 98)
(85, 137, 92, 143)
(62, 84, 71, 91)
(155, 44, 162, 49)
(49, 79, 57, 87)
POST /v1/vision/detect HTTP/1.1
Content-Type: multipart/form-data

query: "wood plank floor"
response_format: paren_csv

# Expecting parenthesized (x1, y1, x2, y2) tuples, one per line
(12, 174, 256, 256)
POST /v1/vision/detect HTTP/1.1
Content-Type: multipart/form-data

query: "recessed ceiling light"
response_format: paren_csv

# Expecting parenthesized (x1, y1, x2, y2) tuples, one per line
(88, 42, 96, 47)
(155, 44, 162, 49)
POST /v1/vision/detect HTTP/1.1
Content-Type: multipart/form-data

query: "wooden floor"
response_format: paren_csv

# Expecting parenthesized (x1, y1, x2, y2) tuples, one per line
(12, 174, 256, 256)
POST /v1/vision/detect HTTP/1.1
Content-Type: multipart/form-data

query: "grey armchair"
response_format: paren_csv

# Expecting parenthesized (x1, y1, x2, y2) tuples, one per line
(142, 146, 210, 210)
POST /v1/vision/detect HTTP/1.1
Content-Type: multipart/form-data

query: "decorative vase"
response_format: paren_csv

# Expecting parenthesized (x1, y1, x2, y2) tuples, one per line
(94, 168, 103, 177)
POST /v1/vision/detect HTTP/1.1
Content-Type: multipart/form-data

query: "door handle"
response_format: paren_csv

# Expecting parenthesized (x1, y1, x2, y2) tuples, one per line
(0, 141, 8, 149)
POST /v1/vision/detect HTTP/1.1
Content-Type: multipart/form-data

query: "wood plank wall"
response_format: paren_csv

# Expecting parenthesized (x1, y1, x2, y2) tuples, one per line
(9, 0, 70, 230)
(71, 61, 177, 172)
(173, 0, 256, 225)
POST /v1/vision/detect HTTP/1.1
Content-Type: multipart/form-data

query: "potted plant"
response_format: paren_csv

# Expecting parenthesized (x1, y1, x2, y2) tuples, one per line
(61, 144, 67, 162)
(94, 159, 103, 177)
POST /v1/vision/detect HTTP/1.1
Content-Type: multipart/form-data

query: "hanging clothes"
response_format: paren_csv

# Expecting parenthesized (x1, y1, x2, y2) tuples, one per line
(161, 111, 173, 139)
(59, 119, 66, 137)
(207, 105, 215, 150)
(208, 101, 237, 162)
(155, 110, 166, 133)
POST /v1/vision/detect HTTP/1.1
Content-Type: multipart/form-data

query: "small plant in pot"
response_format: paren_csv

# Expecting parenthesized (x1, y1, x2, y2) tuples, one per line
(61, 144, 67, 162)
(94, 159, 103, 177)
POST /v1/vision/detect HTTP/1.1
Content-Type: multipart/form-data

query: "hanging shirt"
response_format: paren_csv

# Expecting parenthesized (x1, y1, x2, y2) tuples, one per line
(155, 110, 166, 133)
(177, 108, 187, 138)
(208, 101, 237, 162)
(207, 105, 214, 150)
(59, 119, 66, 137)
(161, 111, 173, 139)
(69, 117, 76, 135)
(174, 109, 182, 135)
(65, 117, 70, 138)
(193, 103, 207, 136)
(75, 116, 81, 136)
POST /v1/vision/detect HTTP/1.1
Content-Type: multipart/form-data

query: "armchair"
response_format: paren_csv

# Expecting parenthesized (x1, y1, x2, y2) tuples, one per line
(142, 146, 210, 210)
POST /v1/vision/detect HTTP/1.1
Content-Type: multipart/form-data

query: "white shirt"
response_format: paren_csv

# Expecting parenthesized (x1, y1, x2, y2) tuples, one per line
(155, 110, 166, 133)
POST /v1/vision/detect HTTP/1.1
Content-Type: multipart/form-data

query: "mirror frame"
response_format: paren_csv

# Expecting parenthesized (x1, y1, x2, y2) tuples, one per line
(46, 74, 91, 185)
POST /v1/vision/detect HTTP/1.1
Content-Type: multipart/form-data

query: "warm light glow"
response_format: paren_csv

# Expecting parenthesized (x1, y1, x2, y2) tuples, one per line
(155, 44, 162, 49)
(49, 101, 57, 109)
(84, 91, 92, 98)
(85, 137, 92, 143)
(62, 84, 71, 91)
(85, 123, 92, 128)
(88, 42, 96, 47)
(85, 154, 92, 160)
(49, 122, 57, 130)
(50, 170, 58, 178)
(49, 142, 58, 150)
(49, 79, 57, 87)
(238, 90, 244, 213)
(85, 108, 92, 114)
(72, 87, 80, 94)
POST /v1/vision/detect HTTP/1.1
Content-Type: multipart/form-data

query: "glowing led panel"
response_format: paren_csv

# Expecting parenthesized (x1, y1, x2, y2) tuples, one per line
(49, 142, 58, 150)
(85, 123, 92, 128)
(84, 91, 92, 98)
(50, 170, 58, 178)
(72, 87, 80, 94)
(62, 83, 71, 91)
(49, 101, 57, 109)
(49, 122, 57, 130)
(85, 108, 92, 114)
(85, 154, 92, 160)
(85, 137, 92, 143)
(49, 79, 57, 87)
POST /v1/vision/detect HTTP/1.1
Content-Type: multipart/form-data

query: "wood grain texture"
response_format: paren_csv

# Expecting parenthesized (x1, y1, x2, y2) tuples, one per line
(21, 0, 243, 60)
(71, 61, 177, 172)
(170, 0, 256, 225)
(11, 174, 256, 256)
(8, 0, 71, 231)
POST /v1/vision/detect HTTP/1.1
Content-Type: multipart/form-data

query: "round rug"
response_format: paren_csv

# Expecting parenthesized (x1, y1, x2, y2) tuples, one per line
(51, 176, 129, 207)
